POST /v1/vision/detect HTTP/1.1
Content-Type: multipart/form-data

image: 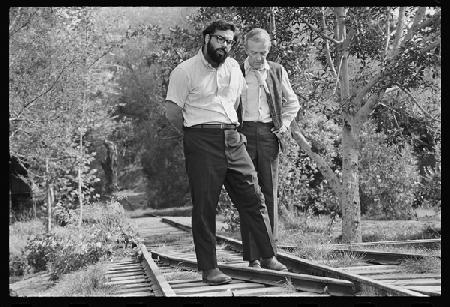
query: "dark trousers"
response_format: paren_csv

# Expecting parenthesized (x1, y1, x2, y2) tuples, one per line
(239, 121, 280, 261)
(183, 127, 276, 271)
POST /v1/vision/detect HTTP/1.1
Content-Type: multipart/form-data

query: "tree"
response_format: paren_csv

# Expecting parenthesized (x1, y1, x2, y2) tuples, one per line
(182, 7, 440, 242)
(288, 7, 440, 242)
(9, 7, 126, 218)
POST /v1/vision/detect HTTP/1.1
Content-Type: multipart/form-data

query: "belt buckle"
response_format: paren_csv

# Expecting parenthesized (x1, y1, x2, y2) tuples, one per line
(220, 123, 225, 129)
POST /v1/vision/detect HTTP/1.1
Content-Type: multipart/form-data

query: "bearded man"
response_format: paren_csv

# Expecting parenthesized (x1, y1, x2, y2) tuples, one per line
(165, 20, 287, 286)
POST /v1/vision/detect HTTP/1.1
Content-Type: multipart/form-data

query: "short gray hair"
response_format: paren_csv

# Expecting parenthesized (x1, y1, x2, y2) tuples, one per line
(245, 28, 271, 47)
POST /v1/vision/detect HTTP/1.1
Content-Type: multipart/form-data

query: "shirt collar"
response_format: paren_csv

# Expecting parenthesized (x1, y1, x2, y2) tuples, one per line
(244, 57, 270, 72)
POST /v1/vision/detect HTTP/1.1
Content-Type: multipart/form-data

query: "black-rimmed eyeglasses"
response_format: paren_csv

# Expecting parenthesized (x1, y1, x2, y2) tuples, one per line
(210, 34, 236, 46)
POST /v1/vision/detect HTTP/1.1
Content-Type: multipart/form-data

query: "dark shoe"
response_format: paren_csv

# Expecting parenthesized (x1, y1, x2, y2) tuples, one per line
(248, 259, 261, 268)
(260, 257, 288, 271)
(202, 268, 232, 285)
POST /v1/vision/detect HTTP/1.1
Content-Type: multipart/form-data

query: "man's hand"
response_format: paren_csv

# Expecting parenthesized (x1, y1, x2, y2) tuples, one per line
(271, 125, 288, 139)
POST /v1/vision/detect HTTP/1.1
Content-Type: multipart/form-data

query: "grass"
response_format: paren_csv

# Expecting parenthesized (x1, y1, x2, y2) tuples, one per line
(151, 234, 191, 245)
(279, 277, 297, 293)
(323, 251, 366, 268)
(40, 262, 120, 296)
(9, 219, 46, 257)
(163, 268, 200, 281)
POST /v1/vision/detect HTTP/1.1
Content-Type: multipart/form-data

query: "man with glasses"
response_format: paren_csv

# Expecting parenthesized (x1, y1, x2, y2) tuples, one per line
(165, 20, 287, 286)
(237, 28, 300, 269)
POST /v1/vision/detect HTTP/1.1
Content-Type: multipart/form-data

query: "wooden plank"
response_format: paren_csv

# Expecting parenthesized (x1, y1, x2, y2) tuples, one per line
(105, 278, 149, 285)
(106, 268, 144, 275)
(169, 279, 203, 285)
(109, 263, 140, 269)
(112, 291, 153, 297)
(382, 279, 441, 286)
(369, 273, 441, 280)
(115, 286, 153, 294)
(231, 286, 290, 296)
(329, 239, 441, 249)
(405, 286, 440, 296)
(108, 283, 153, 290)
(152, 250, 355, 296)
(340, 268, 403, 275)
(159, 217, 427, 297)
(170, 279, 244, 289)
(174, 282, 264, 295)
(337, 264, 399, 271)
(112, 259, 137, 263)
(105, 271, 145, 278)
(107, 264, 143, 270)
(182, 290, 234, 297)
(108, 275, 149, 282)
(330, 249, 440, 264)
(263, 292, 330, 297)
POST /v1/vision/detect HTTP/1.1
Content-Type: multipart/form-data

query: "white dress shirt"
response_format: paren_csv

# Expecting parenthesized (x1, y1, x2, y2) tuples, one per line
(166, 49, 246, 127)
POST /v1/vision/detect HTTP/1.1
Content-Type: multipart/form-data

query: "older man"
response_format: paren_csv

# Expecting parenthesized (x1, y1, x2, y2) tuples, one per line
(165, 20, 287, 286)
(237, 28, 300, 268)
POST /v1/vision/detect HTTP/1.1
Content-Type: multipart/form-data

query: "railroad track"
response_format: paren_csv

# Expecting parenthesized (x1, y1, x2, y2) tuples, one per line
(118, 216, 440, 297)
(158, 216, 441, 296)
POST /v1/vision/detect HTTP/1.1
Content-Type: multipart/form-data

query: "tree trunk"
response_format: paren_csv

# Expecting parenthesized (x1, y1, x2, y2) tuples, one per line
(340, 123, 362, 243)
(102, 140, 118, 194)
(47, 183, 54, 232)
(9, 188, 13, 225)
(336, 7, 362, 243)
(45, 157, 52, 232)
(269, 7, 277, 46)
(78, 130, 83, 228)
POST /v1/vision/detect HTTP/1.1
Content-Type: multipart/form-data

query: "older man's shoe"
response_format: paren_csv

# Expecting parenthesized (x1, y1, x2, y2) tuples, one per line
(260, 257, 288, 271)
(202, 268, 232, 285)
(248, 259, 261, 268)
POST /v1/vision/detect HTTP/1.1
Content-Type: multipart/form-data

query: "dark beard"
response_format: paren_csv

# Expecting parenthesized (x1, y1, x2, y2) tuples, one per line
(207, 41, 228, 65)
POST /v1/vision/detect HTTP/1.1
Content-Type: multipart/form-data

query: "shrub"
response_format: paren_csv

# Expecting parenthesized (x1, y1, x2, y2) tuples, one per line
(9, 254, 27, 276)
(43, 263, 120, 296)
(414, 140, 441, 208)
(53, 202, 79, 226)
(216, 188, 240, 232)
(48, 239, 111, 280)
(22, 201, 139, 280)
(359, 121, 421, 219)
(278, 136, 340, 217)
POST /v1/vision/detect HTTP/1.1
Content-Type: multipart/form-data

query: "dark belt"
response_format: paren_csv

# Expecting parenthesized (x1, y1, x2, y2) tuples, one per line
(242, 121, 274, 127)
(190, 123, 237, 130)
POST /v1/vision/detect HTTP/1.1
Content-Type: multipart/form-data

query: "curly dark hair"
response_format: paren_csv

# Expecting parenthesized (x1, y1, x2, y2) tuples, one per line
(202, 20, 238, 44)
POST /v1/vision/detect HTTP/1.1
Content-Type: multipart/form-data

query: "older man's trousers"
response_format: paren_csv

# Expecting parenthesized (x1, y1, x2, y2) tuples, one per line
(183, 127, 276, 271)
(239, 121, 280, 261)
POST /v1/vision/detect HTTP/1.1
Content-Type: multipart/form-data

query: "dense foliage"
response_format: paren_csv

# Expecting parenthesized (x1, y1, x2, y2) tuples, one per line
(12, 201, 138, 280)
(9, 7, 440, 228)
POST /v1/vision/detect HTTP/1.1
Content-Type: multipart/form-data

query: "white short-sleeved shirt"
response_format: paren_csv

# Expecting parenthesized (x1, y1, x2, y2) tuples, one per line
(166, 49, 246, 127)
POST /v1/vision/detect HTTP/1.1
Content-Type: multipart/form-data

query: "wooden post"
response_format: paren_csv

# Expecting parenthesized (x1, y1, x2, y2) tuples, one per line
(46, 157, 52, 232)
(102, 140, 118, 194)
(9, 188, 13, 225)
(47, 183, 54, 232)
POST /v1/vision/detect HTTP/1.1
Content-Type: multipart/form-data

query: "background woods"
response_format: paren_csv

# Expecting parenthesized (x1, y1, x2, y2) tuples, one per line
(10, 7, 440, 243)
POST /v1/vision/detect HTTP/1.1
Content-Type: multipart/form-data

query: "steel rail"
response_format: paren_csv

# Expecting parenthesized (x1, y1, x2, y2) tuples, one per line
(150, 250, 355, 296)
(138, 243, 176, 297)
(328, 248, 440, 265)
(329, 238, 441, 249)
(160, 217, 428, 296)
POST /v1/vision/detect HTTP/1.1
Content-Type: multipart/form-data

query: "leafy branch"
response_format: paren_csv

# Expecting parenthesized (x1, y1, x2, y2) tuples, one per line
(10, 57, 77, 122)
